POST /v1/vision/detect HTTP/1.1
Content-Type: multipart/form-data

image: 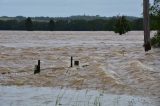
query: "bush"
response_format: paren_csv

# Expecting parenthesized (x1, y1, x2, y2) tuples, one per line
(114, 16, 130, 35)
(151, 30, 160, 47)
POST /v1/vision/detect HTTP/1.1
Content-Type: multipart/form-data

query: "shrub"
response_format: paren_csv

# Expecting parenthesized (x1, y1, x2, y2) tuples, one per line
(151, 30, 160, 47)
(114, 16, 130, 35)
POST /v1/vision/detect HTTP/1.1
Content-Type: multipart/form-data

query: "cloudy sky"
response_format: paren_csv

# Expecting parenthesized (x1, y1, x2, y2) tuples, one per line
(0, 0, 154, 17)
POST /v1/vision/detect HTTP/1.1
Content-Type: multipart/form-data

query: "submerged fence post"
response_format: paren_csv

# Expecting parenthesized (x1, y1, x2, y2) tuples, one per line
(38, 60, 40, 72)
(74, 61, 79, 66)
(34, 60, 41, 74)
(70, 56, 73, 67)
(143, 0, 151, 51)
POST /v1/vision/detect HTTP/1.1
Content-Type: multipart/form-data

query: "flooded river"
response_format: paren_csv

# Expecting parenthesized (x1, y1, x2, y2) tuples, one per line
(0, 31, 160, 105)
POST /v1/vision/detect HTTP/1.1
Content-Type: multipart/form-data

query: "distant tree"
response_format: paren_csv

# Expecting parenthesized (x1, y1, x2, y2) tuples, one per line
(131, 18, 143, 30)
(114, 16, 130, 35)
(25, 17, 33, 31)
(48, 19, 55, 31)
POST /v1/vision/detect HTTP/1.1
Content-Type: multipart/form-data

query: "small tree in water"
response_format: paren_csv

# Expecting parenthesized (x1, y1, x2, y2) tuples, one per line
(114, 16, 130, 35)
(25, 17, 33, 31)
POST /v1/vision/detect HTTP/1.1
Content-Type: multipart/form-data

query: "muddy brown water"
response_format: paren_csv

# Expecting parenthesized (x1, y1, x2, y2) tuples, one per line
(0, 31, 160, 104)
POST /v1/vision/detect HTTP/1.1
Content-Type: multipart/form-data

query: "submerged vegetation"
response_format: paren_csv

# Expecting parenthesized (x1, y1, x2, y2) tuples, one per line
(151, 31, 160, 47)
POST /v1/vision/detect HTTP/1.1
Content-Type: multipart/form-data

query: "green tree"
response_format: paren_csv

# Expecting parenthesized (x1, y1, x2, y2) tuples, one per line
(114, 16, 130, 35)
(150, 0, 160, 47)
(150, 0, 160, 29)
(25, 17, 33, 31)
(150, 0, 160, 17)
(48, 19, 55, 31)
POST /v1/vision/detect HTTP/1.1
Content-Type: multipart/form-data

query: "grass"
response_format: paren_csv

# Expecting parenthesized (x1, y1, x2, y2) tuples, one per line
(94, 96, 101, 106)
(55, 90, 65, 106)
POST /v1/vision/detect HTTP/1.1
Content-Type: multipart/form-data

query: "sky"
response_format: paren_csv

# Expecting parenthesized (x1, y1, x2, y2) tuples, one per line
(0, 0, 154, 17)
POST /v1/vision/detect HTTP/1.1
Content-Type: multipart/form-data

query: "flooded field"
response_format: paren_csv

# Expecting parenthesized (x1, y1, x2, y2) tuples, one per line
(0, 31, 160, 105)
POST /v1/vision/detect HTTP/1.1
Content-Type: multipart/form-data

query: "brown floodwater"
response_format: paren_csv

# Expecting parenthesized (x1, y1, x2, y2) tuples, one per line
(0, 31, 160, 104)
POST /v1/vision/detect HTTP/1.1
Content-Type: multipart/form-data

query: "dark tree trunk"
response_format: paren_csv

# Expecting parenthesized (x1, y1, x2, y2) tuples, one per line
(143, 0, 151, 51)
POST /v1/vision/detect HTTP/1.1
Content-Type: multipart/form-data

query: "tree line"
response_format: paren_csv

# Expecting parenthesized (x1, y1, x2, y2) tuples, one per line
(0, 16, 143, 31)
(0, 16, 158, 31)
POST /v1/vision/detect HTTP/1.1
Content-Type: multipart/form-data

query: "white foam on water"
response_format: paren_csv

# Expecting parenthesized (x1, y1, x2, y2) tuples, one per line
(0, 86, 159, 106)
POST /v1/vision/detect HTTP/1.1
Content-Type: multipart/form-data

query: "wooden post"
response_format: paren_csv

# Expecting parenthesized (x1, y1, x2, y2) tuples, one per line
(70, 56, 73, 67)
(37, 60, 40, 72)
(74, 61, 79, 66)
(143, 0, 151, 51)
(34, 60, 40, 74)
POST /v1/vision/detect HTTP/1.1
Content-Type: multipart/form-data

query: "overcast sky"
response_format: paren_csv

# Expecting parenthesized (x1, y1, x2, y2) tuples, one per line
(0, 0, 154, 17)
